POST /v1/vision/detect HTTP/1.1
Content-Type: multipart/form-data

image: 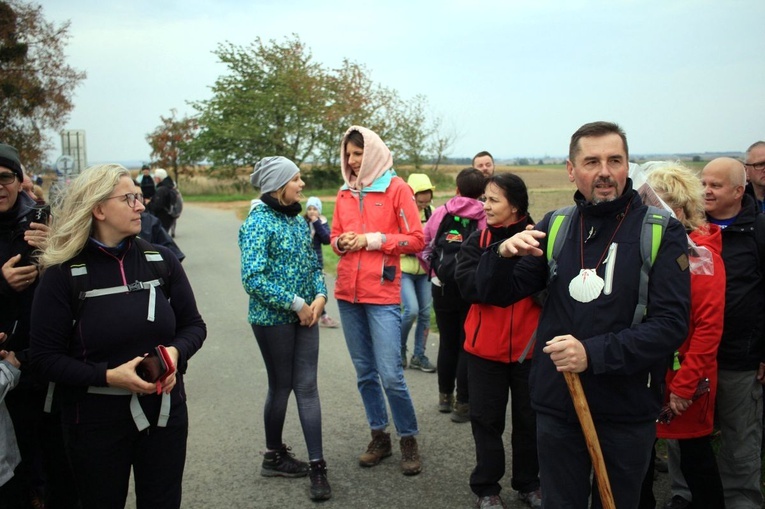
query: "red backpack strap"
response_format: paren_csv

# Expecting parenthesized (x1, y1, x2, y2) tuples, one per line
(479, 229, 492, 249)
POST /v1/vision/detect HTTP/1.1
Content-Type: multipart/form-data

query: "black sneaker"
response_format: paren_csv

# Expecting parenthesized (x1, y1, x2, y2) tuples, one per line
(261, 444, 309, 478)
(309, 459, 332, 501)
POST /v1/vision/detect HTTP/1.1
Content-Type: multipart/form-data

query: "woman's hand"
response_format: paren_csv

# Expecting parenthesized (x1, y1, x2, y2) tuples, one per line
(296, 302, 314, 327)
(106, 357, 158, 395)
(159, 346, 180, 394)
(308, 297, 326, 327)
(668, 392, 692, 416)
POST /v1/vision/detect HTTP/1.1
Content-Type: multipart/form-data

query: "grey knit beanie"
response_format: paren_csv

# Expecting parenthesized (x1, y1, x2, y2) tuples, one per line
(0, 143, 23, 181)
(250, 156, 300, 193)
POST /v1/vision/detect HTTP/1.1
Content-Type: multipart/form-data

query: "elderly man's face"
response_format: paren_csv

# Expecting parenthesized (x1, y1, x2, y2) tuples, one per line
(0, 167, 21, 213)
(701, 159, 745, 219)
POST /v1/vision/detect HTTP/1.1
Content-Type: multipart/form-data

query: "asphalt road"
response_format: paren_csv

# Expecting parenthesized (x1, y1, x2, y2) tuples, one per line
(127, 203, 672, 509)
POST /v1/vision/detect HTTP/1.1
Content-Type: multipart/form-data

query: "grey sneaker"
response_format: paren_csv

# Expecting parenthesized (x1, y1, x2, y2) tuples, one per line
(476, 495, 507, 509)
(409, 355, 436, 373)
(518, 488, 542, 508)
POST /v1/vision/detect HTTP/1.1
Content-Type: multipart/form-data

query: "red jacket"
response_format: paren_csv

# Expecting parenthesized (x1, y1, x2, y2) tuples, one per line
(331, 174, 424, 305)
(455, 222, 541, 363)
(657, 224, 725, 439)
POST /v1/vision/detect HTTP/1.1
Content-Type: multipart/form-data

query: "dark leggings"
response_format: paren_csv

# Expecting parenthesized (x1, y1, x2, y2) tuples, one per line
(252, 322, 323, 460)
(432, 284, 470, 403)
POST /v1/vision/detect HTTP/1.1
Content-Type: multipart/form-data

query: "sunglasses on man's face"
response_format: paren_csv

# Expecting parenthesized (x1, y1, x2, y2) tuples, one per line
(0, 172, 18, 185)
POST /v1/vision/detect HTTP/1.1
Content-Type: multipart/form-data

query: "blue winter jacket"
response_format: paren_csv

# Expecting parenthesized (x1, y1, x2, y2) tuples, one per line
(240, 202, 327, 326)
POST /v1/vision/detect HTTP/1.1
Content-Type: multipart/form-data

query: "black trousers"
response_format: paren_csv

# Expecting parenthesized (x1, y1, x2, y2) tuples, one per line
(62, 407, 188, 509)
(467, 353, 540, 497)
(639, 436, 724, 509)
(432, 284, 470, 403)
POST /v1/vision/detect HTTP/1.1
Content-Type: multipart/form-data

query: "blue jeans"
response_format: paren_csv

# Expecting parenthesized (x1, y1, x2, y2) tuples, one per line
(337, 300, 419, 437)
(400, 272, 432, 359)
(251, 323, 323, 461)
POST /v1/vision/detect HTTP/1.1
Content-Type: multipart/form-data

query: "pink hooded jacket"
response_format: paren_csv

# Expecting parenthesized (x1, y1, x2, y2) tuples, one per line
(330, 126, 424, 305)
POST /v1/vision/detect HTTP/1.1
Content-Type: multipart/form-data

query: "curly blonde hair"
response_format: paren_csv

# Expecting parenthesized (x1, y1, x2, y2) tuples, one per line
(40, 164, 132, 269)
(645, 162, 705, 231)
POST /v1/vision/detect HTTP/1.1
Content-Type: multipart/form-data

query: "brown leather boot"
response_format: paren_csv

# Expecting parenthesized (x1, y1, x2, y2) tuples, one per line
(358, 429, 392, 467)
(400, 436, 421, 475)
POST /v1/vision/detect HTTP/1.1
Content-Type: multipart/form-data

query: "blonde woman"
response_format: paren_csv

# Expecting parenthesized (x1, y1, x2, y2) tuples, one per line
(638, 162, 725, 509)
(29, 164, 206, 509)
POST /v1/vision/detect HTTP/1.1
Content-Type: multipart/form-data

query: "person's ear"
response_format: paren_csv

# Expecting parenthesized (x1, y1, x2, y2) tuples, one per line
(92, 203, 106, 221)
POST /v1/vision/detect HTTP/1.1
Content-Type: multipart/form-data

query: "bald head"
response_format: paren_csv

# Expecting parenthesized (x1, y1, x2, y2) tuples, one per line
(701, 157, 746, 220)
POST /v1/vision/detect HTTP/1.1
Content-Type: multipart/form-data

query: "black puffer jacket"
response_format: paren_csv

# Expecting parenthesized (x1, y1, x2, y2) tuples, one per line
(0, 192, 43, 356)
(713, 194, 765, 370)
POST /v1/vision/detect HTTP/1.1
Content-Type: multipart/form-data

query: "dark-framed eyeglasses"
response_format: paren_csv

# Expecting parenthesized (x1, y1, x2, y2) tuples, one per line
(105, 192, 144, 208)
(744, 161, 765, 172)
(0, 172, 18, 185)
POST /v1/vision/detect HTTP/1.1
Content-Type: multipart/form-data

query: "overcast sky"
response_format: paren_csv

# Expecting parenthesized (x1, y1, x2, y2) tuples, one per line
(40, 0, 765, 165)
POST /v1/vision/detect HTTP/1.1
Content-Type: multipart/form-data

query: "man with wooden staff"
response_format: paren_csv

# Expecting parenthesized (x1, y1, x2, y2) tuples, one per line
(474, 121, 690, 508)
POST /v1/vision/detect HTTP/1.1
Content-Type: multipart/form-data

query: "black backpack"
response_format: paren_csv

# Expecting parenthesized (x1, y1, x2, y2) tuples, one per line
(166, 188, 183, 219)
(429, 211, 478, 286)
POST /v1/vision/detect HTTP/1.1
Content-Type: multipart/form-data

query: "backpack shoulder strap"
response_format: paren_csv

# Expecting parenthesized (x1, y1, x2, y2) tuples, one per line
(546, 205, 576, 284)
(479, 228, 492, 249)
(133, 237, 170, 296)
(632, 206, 671, 326)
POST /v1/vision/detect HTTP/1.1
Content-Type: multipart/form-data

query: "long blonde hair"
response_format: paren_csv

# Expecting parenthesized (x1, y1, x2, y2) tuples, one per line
(645, 162, 705, 231)
(40, 164, 131, 269)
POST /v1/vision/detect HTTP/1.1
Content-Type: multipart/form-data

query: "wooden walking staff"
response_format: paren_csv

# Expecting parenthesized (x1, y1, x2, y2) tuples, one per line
(563, 371, 616, 509)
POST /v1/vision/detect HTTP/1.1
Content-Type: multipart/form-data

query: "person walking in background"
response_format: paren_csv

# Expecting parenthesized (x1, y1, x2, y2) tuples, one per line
(701, 157, 765, 509)
(331, 126, 424, 476)
(636, 163, 726, 509)
(455, 173, 542, 509)
(139, 164, 156, 202)
(147, 168, 176, 232)
(304, 196, 340, 329)
(474, 122, 690, 508)
(400, 173, 436, 372)
(420, 168, 486, 423)
(239, 157, 331, 501)
(30, 164, 207, 509)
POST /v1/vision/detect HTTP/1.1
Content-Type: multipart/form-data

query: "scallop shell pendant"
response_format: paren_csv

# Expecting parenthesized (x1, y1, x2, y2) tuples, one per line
(569, 269, 604, 303)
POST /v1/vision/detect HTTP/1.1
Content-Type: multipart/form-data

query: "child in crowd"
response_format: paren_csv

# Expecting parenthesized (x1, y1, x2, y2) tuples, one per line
(305, 196, 340, 328)
(400, 174, 436, 372)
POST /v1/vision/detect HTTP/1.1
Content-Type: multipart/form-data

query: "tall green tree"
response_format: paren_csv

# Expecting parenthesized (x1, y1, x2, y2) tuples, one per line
(146, 109, 198, 184)
(189, 35, 326, 172)
(0, 0, 85, 168)
(189, 34, 445, 181)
